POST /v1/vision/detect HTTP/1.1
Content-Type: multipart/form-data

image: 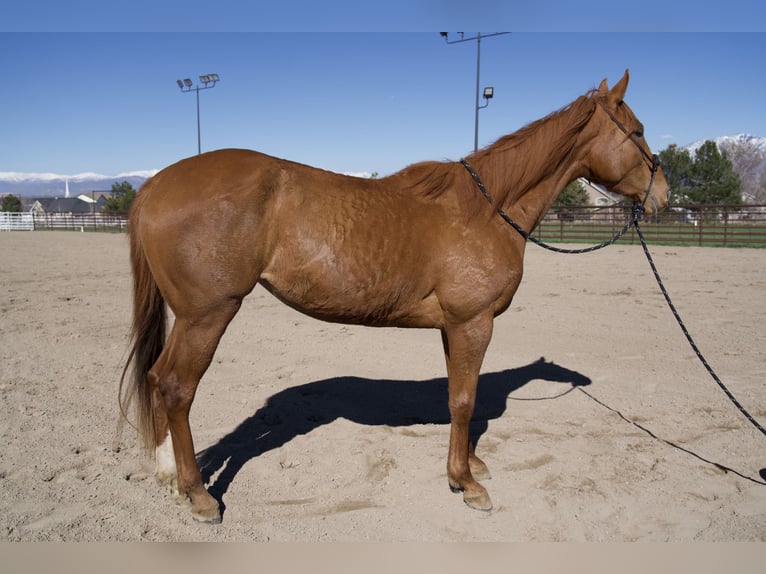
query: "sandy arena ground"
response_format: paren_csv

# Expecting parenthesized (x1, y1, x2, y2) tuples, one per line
(1, 230, 765, 542)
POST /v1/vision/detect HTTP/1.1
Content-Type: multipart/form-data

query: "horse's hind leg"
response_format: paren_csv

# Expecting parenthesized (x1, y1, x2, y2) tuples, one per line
(152, 386, 177, 492)
(148, 300, 241, 524)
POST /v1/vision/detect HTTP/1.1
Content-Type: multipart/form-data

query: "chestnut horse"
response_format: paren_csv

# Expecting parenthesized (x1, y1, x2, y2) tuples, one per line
(120, 71, 668, 523)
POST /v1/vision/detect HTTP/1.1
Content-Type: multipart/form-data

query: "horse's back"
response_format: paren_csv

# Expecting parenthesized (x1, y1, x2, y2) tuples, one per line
(139, 149, 287, 210)
(136, 148, 385, 223)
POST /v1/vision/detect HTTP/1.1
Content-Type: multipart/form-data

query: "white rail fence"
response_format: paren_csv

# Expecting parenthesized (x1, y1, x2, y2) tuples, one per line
(1, 212, 34, 231)
(0, 212, 128, 232)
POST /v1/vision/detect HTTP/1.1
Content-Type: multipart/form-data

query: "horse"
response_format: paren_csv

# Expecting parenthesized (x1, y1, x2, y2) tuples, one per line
(119, 70, 669, 523)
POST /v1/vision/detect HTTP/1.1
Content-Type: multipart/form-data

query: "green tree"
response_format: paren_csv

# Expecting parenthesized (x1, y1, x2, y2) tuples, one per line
(1, 194, 22, 212)
(686, 141, 741, 205)
(555, 179, 589, 205)
(659, 141, 741, 206)
(658, 144, 693, 204)
(102, 181, 137, 214)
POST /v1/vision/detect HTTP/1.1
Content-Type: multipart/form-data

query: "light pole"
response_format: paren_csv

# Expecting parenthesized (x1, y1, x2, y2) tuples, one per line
(441, 32, 509, 152)
(176, 74, 220, 155)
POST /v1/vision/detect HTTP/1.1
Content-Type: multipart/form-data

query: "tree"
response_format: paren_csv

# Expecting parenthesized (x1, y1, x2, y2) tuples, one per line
(658, 141, 741, 206)
(555, 179, 589, 205)
(1, 194, 22, 212)
(686, 141, 741, 205)
(658, 144, 693, 204)
(102, 181, 136, 214)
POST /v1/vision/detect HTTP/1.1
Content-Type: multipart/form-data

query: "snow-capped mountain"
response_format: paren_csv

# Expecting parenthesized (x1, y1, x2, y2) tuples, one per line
(686, 133, 766, 157)
(0, 170, 157, 197)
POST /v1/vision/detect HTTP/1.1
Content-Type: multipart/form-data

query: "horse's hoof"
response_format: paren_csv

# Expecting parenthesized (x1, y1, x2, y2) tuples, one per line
(191, 505, 222, 524)
(463, 490, 493, 512)
(192, 512, 222, 525)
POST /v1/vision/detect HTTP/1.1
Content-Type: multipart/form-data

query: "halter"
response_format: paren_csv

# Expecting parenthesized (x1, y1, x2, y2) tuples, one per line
(461, 97, 660, 254)
(595, 98, 659, 174)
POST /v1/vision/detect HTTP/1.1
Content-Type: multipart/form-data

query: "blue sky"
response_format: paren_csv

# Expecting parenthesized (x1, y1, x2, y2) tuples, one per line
(2, 6, 765, 177)
(4, 1, 766, 33)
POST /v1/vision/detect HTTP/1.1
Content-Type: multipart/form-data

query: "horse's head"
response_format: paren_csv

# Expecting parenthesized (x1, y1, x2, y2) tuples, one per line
(584, 70, 669, 214)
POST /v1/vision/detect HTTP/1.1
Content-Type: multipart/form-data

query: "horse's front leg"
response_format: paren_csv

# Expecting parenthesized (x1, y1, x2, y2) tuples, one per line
(441, 313, 494, 511)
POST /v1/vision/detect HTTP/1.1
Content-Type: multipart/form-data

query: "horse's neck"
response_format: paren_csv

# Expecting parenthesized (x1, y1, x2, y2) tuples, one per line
(471, 146, 584, 233)
(511, 168, 580, 232)
(469, 103, 593, 232)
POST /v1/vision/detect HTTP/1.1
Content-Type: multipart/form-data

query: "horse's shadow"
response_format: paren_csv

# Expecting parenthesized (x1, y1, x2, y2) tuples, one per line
(197, 357, 591, 510)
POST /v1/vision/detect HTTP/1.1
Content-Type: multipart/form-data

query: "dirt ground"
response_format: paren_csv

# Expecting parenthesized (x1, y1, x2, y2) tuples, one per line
(1, 230, 765, 542)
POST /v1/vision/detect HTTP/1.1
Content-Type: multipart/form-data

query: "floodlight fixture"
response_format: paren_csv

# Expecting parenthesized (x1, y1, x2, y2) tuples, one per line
(478, 86, 494, 111)
(175, 73, 221, 155)
(200, 74, 220, 86)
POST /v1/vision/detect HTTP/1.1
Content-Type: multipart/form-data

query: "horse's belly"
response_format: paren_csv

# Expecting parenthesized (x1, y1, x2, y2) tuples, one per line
(259, 271, 442, 329)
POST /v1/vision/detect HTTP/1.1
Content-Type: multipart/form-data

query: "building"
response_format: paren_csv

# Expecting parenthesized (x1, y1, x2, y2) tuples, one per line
(21, 194, 102, 215)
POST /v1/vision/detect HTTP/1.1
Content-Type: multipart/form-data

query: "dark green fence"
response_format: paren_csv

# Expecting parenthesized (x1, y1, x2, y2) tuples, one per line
(13, 205, 766, 247)
(533, 204, 766, 248)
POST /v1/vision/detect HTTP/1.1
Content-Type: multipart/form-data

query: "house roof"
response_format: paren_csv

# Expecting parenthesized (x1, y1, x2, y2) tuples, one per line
(31, 197, 97, 214)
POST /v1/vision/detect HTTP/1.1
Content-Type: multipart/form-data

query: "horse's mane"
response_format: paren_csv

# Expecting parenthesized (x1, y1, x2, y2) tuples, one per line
(389, 89, 600, 211)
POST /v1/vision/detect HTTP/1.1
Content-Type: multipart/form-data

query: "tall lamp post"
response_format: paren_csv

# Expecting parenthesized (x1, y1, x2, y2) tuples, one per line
(176, 74, 220, 155)
(441, 32, 509, 152)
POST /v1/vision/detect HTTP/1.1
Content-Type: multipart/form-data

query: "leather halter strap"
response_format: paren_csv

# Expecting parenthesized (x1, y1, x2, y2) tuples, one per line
(595, 98, 659, 172)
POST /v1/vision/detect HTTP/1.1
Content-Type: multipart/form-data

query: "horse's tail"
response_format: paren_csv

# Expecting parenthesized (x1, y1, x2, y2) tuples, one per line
(119, 191, 166, 456)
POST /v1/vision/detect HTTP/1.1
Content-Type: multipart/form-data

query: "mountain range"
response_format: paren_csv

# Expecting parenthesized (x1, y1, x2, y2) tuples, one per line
(687, 133, 766, 157)
(0, 170, 157, 197)
(3, 134, 766, 197)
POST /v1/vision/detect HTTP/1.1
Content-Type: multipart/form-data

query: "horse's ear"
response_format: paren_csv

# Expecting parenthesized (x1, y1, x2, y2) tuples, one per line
(608, 69, 630, 103)
(598, 78, 609, 94)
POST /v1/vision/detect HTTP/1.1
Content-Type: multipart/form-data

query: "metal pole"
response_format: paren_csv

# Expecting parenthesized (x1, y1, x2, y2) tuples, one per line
(196, 86, 202, 155)
(177, 74, 219, 156)
(473, 33, 482, 152)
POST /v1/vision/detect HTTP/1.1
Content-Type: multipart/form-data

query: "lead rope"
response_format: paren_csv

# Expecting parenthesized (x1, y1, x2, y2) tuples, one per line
(460, 158, 649, 254)
(633, 220, 766, 438)
(460, 158, 766, 441)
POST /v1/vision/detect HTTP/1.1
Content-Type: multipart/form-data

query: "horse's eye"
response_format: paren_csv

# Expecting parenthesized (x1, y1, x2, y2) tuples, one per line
(633, 129, 644, 138)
